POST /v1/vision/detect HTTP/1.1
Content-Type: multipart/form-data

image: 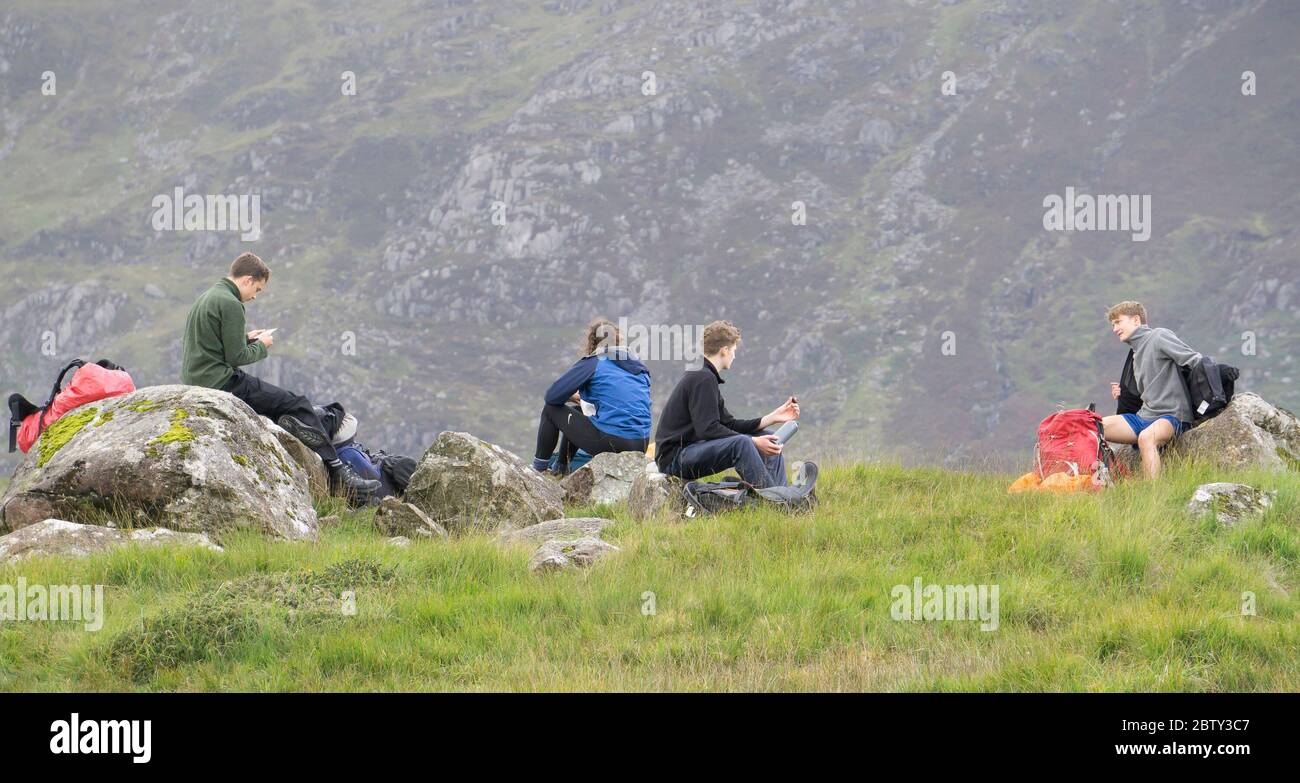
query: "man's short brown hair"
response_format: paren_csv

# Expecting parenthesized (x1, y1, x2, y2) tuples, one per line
(702, 320, 742, 355)
(230, 252, 270, 282)
(1106, 301, 1147, 324)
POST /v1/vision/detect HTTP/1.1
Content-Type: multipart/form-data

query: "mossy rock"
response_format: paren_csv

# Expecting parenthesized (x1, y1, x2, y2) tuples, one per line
(0, 385, 318, 541)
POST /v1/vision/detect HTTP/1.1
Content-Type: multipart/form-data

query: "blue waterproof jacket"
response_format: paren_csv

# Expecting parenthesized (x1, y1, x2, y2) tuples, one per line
(544, 347, 652, 440)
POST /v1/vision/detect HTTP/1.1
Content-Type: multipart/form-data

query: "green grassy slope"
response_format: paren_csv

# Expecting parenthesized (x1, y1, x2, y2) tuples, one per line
(2, 461, 1297, 692)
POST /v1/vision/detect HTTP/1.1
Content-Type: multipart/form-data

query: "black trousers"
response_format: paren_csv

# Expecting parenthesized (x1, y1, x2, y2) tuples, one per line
(221, 370, 338, 463)
(534, 403, 647, 465)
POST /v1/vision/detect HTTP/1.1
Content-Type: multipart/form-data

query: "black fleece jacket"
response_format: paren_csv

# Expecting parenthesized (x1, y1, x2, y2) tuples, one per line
(654, 358, 762, 472)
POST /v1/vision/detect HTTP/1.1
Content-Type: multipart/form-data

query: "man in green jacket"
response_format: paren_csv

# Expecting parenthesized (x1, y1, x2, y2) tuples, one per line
(181, 252, 380, 501)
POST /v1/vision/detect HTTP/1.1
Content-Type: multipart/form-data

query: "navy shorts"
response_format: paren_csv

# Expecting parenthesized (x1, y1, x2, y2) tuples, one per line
(1121, 413, 1189, 438)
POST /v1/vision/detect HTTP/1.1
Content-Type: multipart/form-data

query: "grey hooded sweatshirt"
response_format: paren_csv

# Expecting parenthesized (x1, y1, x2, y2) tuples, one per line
(1124, 324, 1201, 423)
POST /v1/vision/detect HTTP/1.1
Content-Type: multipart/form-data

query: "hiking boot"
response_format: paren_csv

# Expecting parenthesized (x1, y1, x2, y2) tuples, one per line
(277, 414, 329, 449)
(330, 460, 381, 504)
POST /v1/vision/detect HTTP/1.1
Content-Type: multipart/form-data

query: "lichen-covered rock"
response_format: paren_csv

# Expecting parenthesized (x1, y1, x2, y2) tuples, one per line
(1186, 482, 1276, 526)
(527, 536, 619, 573)
(497, 517, 613, 546)
(1174, 393, 1300, 471)
(404, 432, 564, 535)
(373, 496, 448, 539)
(265, 418, 330, 499)
(560, 451, 649, 506)
(627, 463, 687, 522)
(386, 535, 411, 548)
(0, 385, 318, 541)
(0, 518, 222, 565)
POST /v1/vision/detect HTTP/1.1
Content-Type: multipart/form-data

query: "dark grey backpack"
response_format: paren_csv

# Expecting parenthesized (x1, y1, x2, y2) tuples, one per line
(682, 462, 819, 518)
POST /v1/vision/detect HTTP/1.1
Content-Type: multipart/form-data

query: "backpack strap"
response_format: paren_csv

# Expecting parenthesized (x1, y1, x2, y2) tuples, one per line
(34, 359, 87, 438)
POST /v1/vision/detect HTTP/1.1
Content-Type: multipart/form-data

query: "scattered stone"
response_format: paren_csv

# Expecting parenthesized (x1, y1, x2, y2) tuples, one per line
(527, 536, 619, 573)
(627, 462, 688, 521)
(0, 518, 222, 565)
(1186, 482, 1276, 526)
(1175, 393, 1300, 471)
(560, 451, 649, 505)
(386, 536, 411, 548)
(373, 496, 448, 539)
(0, 385, 318, 541)
(317, 514, 342, 529)
(497, 517, 613, 546)
(404, 431, 564, 535)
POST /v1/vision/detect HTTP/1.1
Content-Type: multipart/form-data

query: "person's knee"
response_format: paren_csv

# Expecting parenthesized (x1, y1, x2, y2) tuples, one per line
(1137, 429, 1163, 452)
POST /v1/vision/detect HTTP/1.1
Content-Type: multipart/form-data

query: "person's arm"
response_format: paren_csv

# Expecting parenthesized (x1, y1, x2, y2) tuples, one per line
(1158, 329, 1202, 368)
(219, 298, 267, 367)
(544, 357, 597, 406)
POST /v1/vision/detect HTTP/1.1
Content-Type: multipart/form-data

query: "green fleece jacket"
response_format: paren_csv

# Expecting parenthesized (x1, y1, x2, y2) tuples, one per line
(180, 278, 267, 389)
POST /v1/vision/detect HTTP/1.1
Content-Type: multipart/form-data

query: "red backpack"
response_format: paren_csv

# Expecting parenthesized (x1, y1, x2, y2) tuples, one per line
(8, 359, 135, 453)
(1034, 405, 1125, 484)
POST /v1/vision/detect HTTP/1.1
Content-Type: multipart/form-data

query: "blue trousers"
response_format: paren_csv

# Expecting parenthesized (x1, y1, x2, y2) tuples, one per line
(668, 432, 788, 488)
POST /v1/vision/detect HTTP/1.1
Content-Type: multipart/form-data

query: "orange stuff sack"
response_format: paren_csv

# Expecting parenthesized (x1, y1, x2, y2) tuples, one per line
(1040, 472, 1094, 493)
(1007, 472, 1041, 494)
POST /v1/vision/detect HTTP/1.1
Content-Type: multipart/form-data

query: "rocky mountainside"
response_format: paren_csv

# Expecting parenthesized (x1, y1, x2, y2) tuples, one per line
(1, 0, 1296, 470)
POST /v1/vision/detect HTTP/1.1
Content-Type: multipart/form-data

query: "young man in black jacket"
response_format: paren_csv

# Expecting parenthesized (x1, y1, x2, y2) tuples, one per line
(654, 320, 799, 487)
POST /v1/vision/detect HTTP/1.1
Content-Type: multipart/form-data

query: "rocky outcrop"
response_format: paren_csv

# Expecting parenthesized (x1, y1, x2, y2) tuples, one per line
(264, 418, 330, 499)
(373, 496, 448, 539)
(628, 463, 687, 522)
(1175, 393, 1300, 471)
(497, 517, 613, 546)
(559, 451, 648, 506)
(0, 385, 319, 541)
(0, 518, 222, 565)
(1186, 482, 1276, 526)
(404, 432, 564, 535)
(527, 536, 619, 574)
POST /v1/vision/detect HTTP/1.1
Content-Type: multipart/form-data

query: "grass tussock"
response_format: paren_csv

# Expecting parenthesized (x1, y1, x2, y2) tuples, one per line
(0, 460, 1297, 692)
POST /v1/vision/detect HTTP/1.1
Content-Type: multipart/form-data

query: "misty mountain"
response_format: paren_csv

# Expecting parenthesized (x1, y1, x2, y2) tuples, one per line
(1, 0, 1296, 470)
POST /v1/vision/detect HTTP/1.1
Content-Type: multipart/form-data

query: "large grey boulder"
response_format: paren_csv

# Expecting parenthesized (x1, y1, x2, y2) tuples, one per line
(373, 496, 448, 539)
(560, 451, 649, 506)
(497, 517, 613, 546)
(0, 385, 318, 541)
(404, 432, 564, 535)
(0, 518, 222, 565)
(527, 537, 620, 574)
(627, 462, 687, 521)
(1174, 393, 1300, 471)
(1186, 482, 1276, 526)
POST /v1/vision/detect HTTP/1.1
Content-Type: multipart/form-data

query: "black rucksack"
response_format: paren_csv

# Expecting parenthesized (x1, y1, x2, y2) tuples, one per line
(1180, 354, 1239, 425)
(682, 462, 820, 518)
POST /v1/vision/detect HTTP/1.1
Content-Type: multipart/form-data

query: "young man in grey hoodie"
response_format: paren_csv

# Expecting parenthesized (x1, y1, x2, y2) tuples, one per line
(1101, 301, 1201, 478)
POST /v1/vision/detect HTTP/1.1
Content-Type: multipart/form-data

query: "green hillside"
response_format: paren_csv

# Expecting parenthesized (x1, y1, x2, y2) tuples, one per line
(3, 461, 1298, 692)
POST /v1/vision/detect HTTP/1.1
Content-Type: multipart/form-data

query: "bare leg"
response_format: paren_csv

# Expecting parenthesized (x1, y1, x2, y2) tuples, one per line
(1102, 415, 1138, 445)
(1136, 418, 1176, 479)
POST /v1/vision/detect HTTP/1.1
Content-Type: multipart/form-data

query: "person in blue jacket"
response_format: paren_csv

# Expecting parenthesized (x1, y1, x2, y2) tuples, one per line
(532, 318, 652, 475)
